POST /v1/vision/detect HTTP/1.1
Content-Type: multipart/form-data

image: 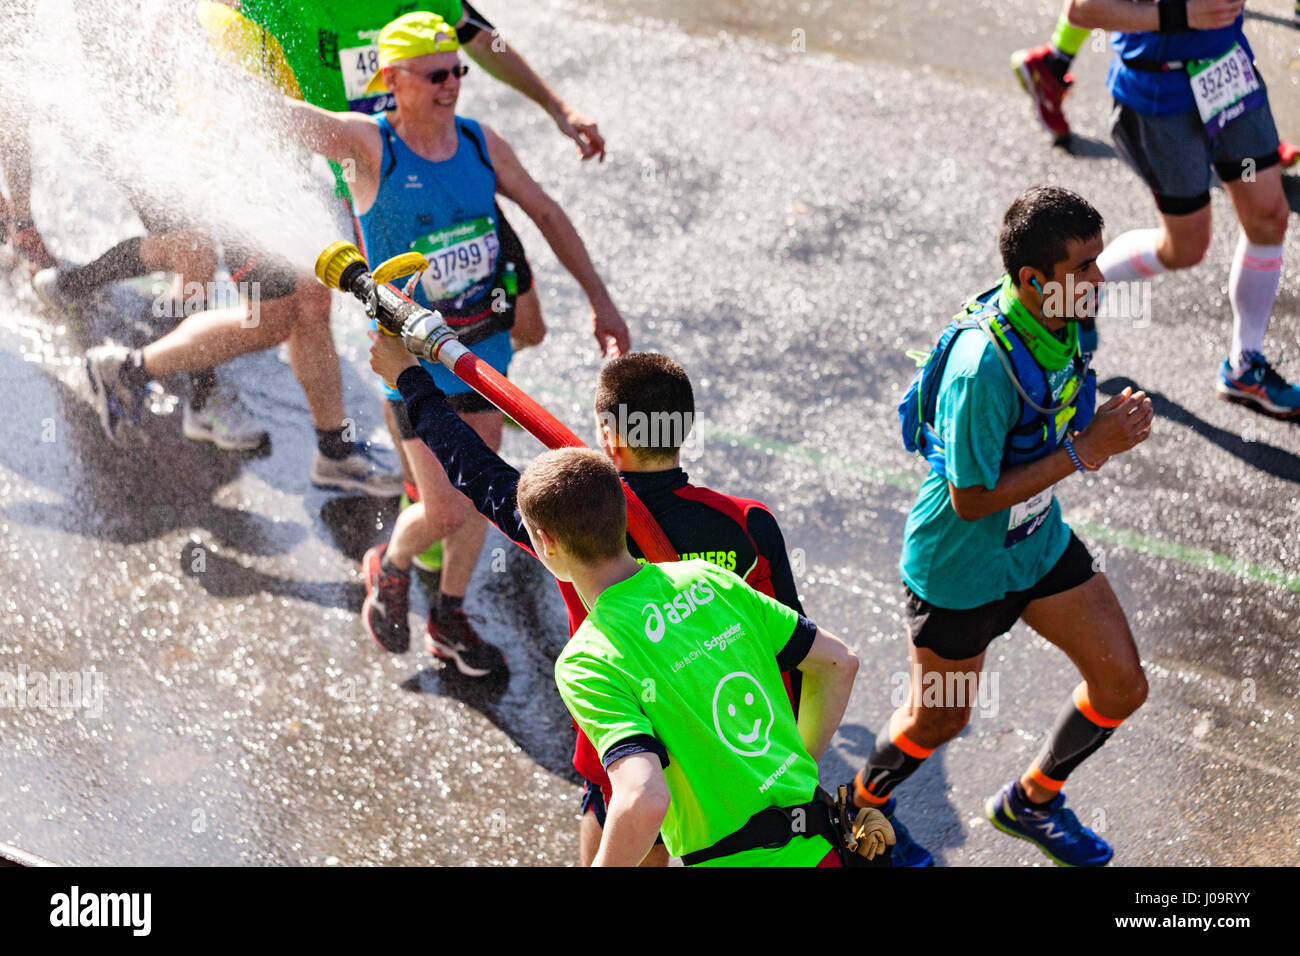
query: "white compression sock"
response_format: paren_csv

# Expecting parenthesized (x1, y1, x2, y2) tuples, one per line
(1096, 228, 1168, 282)
(1228, 235, 1284, 373)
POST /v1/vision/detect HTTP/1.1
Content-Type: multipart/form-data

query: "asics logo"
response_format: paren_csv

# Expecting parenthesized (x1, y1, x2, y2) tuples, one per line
(641, 580, 716, 643)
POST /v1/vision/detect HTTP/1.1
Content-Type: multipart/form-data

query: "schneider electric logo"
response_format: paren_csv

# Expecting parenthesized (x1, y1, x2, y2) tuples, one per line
(642, 580, 716, 642)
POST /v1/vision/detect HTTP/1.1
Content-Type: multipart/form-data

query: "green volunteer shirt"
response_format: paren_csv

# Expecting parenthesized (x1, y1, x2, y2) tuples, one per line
(238, 0, 465, 197)
(555, 561, 831, 867)
(899, 283, 1073, 610)
(239, 0, 465, 113)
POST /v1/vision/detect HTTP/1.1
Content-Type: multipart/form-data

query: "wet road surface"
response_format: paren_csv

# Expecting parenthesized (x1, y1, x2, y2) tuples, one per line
(1, 0, 1297, 865)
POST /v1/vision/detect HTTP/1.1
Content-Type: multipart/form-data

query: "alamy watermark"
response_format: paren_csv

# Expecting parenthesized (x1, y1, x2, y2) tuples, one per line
(0, 664, 104, 718)
(890, 665, 999, 718)
(152, 280, 262, 328)
(597, 404, 703, 460)
(1041, 275, 1151, 329)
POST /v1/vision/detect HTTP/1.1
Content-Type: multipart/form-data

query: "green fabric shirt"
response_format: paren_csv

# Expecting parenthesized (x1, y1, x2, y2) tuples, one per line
(239, 0, 465, 113)
(899, 285, 1074, 609)
(555, 561, 831, 867)
(238, 0, 465, 197)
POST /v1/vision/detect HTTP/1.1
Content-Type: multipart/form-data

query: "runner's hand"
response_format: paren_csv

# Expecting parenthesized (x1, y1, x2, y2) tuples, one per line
(1187, 0, 1245, 30)
(1075, 386, 1153, 464)
(592, 301, 629, 358)
(368, 329, 419, 385)
(555, 107, 606, 162)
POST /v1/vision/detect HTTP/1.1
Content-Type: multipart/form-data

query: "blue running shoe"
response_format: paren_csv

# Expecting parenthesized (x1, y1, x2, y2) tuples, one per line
(879, 796, 934, 867)
(1216, 352, 1300, 419)
(985, 781, 1112, 867)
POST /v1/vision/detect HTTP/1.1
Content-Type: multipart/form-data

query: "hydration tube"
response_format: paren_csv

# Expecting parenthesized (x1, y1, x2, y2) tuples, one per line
(315, 241, 678, 564)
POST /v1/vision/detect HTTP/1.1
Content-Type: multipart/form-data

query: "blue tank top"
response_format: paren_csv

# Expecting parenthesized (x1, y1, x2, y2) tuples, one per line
(1106, 17, 1250, 117)
(359, 114, 501, 312)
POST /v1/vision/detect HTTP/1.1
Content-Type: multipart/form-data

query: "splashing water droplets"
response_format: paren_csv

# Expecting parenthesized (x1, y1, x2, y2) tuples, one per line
(18, 0, 338, 269)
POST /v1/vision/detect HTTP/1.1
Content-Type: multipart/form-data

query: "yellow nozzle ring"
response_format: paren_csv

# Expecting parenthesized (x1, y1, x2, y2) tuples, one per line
(315, 240, 367, 290)
(372, 252, 430, 287)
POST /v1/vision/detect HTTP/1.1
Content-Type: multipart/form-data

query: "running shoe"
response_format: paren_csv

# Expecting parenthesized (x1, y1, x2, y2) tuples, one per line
(1280, 142, 1299, 170)
(399, 490, 444, 573)
(1216, 352, 1300, 418)
(1011, 45, 1073, 143)
(85, 343, 149, 448)
(426, 609, 505, 677)
(310, 444, 403, 497)
(182, 386, 269, 451)
(985, 781, 1112, 867)
(361, 543, 411, 653)
(878, 796, 934, 867)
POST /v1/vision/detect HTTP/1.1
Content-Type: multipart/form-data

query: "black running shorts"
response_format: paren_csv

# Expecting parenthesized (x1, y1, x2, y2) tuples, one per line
(905, 531, 1097, 661)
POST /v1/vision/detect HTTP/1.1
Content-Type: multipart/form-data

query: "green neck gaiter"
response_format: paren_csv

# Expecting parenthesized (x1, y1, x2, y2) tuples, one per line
(996, 274, 1078, 371)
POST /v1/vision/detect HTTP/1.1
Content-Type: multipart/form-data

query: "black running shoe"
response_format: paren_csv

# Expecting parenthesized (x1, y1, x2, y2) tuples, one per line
(361, 544, 411, 653)
(425, 609, 504, 677)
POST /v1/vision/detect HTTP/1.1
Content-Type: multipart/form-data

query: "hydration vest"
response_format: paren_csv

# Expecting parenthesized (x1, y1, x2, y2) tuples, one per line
(898, 284, 1096, 479)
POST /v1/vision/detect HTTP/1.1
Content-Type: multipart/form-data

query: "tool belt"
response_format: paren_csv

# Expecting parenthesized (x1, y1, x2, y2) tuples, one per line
(680, 787, 891, 867)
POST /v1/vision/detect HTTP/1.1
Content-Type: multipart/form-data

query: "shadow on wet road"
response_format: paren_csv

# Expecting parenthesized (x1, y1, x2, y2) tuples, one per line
(1099, 375, 1300, 484)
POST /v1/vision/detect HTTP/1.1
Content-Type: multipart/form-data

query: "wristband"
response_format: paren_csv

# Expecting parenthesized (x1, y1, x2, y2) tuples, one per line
(1063, 437, 1091, 474)
(1157, 0, 1190, 33)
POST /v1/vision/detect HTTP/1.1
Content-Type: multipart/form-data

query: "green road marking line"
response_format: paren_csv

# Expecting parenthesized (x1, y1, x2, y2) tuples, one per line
(517, 377, 1299, 595)
(1071, 520, 1300, 595)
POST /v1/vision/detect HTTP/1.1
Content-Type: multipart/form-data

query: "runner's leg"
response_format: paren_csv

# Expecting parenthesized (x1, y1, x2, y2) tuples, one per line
(1018, 573, 1147, 804)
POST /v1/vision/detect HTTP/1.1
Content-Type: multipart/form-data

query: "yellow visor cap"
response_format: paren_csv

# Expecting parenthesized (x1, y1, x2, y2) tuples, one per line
(362, 12, 461, 94)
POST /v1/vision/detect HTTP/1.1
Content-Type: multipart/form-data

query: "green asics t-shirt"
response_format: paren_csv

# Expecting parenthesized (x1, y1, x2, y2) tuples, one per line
(899, 285, 1073, 610)
(555, 560, 832, 867)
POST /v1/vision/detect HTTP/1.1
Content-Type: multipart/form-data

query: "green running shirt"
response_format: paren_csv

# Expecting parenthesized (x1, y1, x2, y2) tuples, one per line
(555, 560, 832, 867)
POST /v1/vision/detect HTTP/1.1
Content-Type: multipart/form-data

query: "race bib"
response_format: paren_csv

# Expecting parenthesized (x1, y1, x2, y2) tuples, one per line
(1005, 485, 1054, 547)
(1188, 43, 1263, 138)
(339, 40, 393, 114)
(412, 216, 500, 305)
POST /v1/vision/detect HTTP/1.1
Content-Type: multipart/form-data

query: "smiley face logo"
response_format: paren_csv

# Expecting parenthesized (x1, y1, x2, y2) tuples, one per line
(712, 671, 775, 757)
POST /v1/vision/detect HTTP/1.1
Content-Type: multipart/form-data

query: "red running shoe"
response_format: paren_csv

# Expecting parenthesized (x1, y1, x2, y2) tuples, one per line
(361, 543, 411, 653)
(1012, 45, 1073, 143)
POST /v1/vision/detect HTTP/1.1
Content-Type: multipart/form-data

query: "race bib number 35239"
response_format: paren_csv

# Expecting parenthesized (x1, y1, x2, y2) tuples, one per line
(1187, 43, 1264, 138)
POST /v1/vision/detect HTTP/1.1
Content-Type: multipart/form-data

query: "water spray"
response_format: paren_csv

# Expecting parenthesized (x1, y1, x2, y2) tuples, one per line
(315, 240, 679, 564)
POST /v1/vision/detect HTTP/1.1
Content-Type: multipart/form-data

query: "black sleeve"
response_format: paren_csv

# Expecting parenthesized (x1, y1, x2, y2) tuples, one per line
(746, 506, 805, 615)
(396, 366, 532, 552)
(456, 2, 494, 42)
(775, 615, 818, 672)
(602, 733, 670, 770)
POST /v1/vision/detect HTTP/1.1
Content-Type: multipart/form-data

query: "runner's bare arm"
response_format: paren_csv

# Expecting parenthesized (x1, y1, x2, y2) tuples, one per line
(275, 99, 382, 189)
(483, 125, 630, 356)
(948, 387, 1153, 522)
(460, 28, 605, 161)
(593, 753, 671, 867)
(794, 628, 858, 763)
(1067, 0, 1244, 31)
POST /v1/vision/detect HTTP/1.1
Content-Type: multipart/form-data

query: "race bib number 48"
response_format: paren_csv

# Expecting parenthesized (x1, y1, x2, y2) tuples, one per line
(412, 217, 500, 304)
(339, 41, 393, 113)
(1188, 43, 1264, 138)
(1005, 486, 1054, 547)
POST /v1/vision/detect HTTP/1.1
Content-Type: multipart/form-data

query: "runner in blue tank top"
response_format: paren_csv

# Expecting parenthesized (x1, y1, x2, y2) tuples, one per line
(274, 12, 631, 674)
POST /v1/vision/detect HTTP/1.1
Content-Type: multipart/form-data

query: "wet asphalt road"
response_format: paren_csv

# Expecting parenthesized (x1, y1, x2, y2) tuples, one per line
(1, 0, 1297, 865)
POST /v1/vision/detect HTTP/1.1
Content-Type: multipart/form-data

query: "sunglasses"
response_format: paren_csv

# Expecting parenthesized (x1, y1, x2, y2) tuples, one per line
(390, 63, 470, 85)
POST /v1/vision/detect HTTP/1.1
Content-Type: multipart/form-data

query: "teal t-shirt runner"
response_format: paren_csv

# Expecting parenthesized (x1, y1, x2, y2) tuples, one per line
(555, 560, 832, 867)
(900, 281, 1074, 610)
